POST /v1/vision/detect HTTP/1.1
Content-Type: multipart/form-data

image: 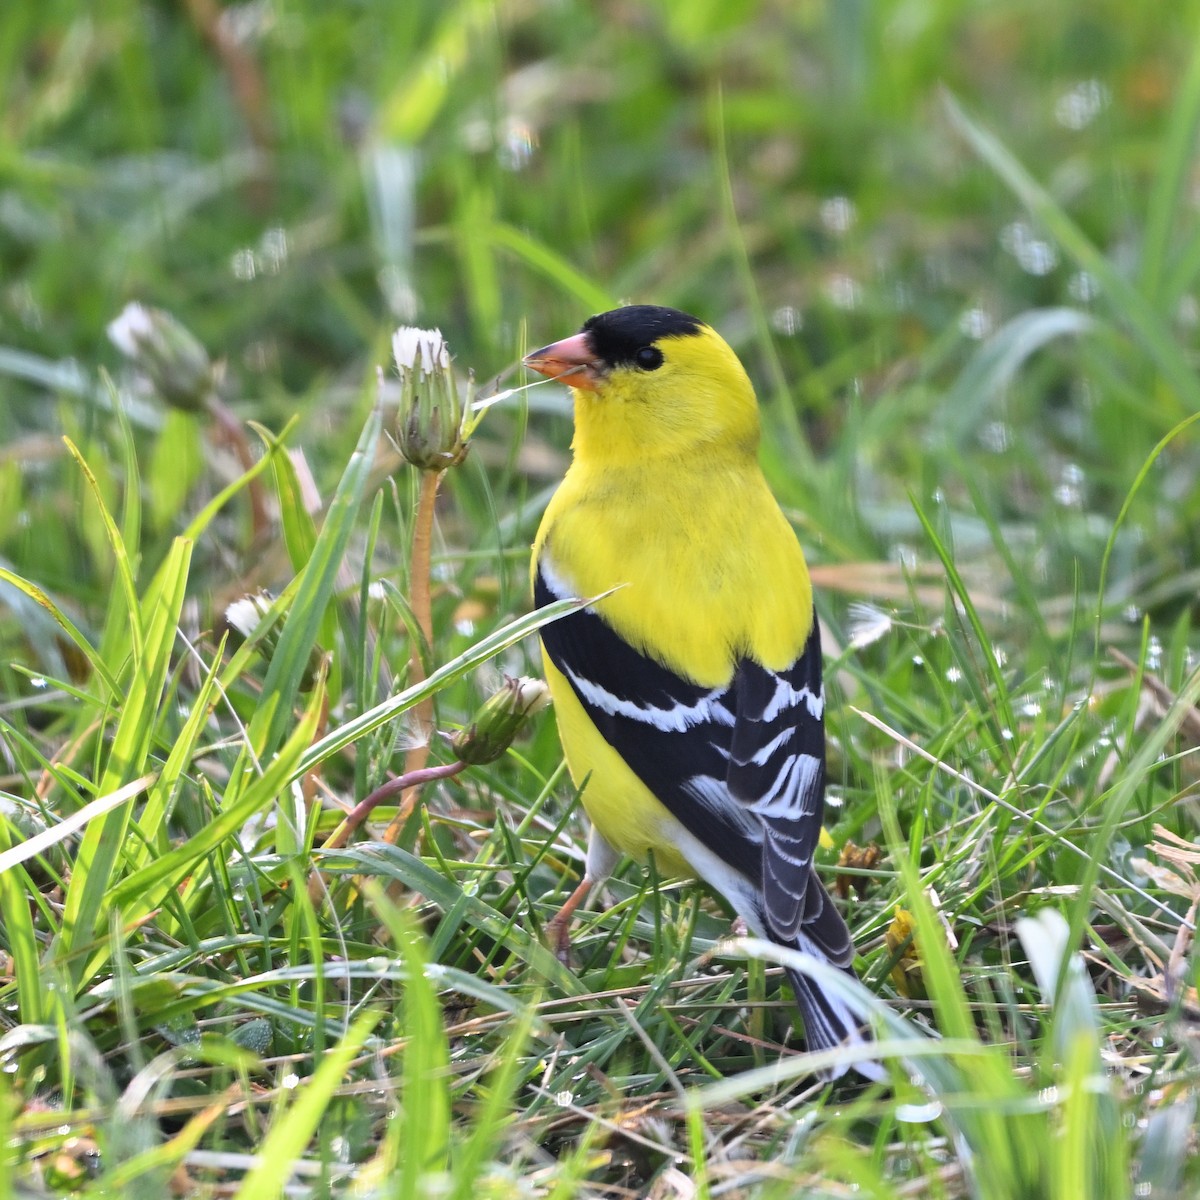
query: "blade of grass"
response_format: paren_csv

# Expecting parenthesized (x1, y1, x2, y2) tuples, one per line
(1140, 23, 1200, 305)
(376, 0, 494, 141)
(485, 221, 614, 313)
(317, 843, 582, 994)
(59, 536, 192, 984)
(0, 1068, 11, 1200)
(126, 641, 225, 872)
(936, 307, 1096, 449)
(446, 999, 538, 1200)
(0, 831, 44, 1026)
(852, 705, 1192, 929)
(292, 594, 585, 780)
(0, 567, 119, 697)
(0, 774, 154, 877)
(909, 492, 1017, 745)
(108, 679, 326, 920)
(1093, 409, 1200, 661)
(708, 83, 813, 473)
(179, 416, 297, 543)
(943, 89, 1200, 420)
(62, 435, 145, 668)
(249, 404, 381, 761)
(371, 897, 451, 1198)
(1064, 660, 1200, 988)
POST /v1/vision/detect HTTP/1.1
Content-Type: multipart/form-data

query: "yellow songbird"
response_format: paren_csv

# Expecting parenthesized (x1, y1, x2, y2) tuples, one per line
(526, 305, 878, 1078)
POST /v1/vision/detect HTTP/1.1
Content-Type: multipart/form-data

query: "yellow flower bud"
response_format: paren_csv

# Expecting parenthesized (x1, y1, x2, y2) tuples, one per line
(885, 907, 925, 1000)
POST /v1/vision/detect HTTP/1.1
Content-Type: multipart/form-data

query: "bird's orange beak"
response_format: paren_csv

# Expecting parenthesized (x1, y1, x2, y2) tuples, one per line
(523, 332, 602, 392)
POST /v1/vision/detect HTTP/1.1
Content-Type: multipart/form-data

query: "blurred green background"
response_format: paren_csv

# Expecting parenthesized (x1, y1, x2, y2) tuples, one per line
(3, 1, 1200, 1195)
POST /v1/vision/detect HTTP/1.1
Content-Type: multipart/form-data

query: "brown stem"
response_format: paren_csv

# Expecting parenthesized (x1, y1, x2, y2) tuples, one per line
(382, 468, 442, 846)
(307, 759, 467, 904)
(208, 396, 271, 539)
(326, 760, 466, 852)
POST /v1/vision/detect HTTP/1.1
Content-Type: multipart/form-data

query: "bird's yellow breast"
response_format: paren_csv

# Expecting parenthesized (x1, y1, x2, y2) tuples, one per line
(535, 455, 813, 686)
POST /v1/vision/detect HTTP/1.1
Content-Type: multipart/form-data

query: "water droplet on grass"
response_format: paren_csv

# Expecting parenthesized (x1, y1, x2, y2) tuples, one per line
(980, 421, 1012, 453)
(260, 227, 288, 273)
(1000, 221, 1058, 275)
(824, 273, 863, 309)
(819, 196, 856, 235)
(231, 248, 258, 280)
(1068, 271, 1099, 302)
(1055, 80, 1110, 130)
(499, 119, 537, 171)
(1147, 637, 1163, 670)
(896, 1099, 942, 1122)
(958, 306, 992, 339)
(1054, 462, 1085, 507)
(771, 305, 803, 335)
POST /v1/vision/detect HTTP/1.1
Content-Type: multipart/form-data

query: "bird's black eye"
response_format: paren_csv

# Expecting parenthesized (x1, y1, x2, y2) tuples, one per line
(635, 345, 664, 370)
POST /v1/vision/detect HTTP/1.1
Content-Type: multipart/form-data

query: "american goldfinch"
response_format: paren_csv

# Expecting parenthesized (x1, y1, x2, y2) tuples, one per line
(525, 305, 877, 1076)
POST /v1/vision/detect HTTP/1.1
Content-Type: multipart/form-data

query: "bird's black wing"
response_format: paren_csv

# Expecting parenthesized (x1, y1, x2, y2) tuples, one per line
(535, 564, 762, 880)
(725, 622, 832, 946)
(537, 565, 846, 966)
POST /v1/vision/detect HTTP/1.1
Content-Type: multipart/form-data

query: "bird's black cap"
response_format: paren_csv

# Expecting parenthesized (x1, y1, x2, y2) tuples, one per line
(582, 305, 704, 369)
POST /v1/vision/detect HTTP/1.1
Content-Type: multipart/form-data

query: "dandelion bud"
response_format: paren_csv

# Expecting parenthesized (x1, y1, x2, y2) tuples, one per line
(391, 326, 471, 470)
(107, 302, 217, 413)
(450, 675, 551, 766)
(225, 592, 324, 692)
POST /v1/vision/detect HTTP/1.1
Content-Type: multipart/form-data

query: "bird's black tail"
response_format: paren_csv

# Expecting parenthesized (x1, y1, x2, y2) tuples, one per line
(783, 957, 884, 1081)
(772, 874, 884, 1081)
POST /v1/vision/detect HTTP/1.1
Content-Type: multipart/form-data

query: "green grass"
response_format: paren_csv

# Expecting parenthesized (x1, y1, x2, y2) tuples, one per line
(2, 1, 1200, 1195)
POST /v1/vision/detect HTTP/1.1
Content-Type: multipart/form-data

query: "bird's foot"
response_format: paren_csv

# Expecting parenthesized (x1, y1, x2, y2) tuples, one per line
(546, 914, 573, 965)
(545, 875, 593, 966)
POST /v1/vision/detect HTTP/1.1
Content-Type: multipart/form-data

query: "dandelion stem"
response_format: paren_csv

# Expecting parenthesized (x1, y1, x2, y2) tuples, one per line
(323, 759, 466, 854)
(309, 758, 466, 904)
(383, 467, 442, 846)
